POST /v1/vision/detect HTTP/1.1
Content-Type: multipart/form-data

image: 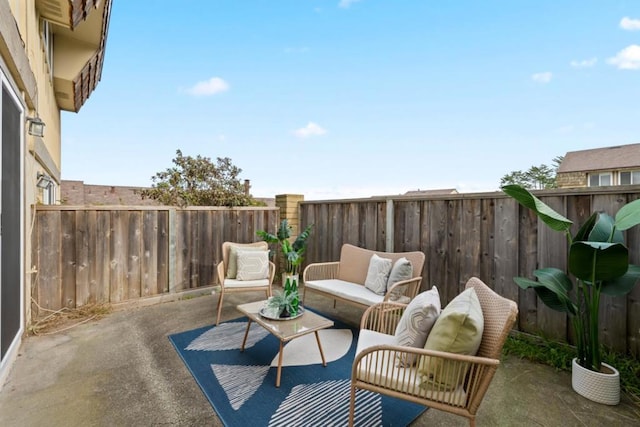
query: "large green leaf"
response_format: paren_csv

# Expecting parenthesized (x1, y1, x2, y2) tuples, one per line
(601, 265, 640, 296)
(502, 185, 572, 232)
(574, 213, 598, 242)
(568, 241, 629, 282)
(514, 270, 576, 315)
(588, 213, 623, 244)
(615, 198, 640, 231)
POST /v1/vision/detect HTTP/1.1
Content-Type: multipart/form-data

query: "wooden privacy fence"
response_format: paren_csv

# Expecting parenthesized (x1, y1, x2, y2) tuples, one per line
(32, 206, 279, 318)
(299, 186, 640, 357)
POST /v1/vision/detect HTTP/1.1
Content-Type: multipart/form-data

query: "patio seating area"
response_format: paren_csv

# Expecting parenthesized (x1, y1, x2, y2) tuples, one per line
(0, 289, 638, 426)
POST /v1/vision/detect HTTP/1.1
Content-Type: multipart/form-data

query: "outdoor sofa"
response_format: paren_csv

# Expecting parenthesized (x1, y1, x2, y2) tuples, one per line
(302, 243, 425, 309)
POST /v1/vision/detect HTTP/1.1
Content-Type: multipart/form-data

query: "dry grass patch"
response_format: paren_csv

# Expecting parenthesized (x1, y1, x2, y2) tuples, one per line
(28, 303, 112, 336)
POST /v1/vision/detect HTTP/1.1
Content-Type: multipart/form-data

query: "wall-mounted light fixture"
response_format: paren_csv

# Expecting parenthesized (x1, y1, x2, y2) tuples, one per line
(36, 172, 53, 189)
(26, 116, 46, 137)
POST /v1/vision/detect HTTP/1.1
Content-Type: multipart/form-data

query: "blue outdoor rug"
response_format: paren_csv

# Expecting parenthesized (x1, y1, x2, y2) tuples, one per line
(168, 311, 427, 426)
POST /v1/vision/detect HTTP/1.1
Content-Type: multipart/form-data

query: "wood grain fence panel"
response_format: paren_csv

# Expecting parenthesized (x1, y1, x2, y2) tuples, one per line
(396, 201, 421, 252)
(96, 211, 111, 303)
(592, 194, 628, 353)
(419, 201, 431, 289)
(175, 211, 190, 291)
(142, 210, 159, 297)
(480, 198, 495, 285)
(537, 195, 568, 341)
(429, 200, 452, 303)
(127, 211, 142, 300)
(493, 198, 520, 304)
(330, 204, 344, 257)
(74, 211, 90, 306)
(344, 203, 359, 246)
(359, 203, 376, 250)
(627, 193, 640, 356)
(445, 200, 462, 297)
(109, 210, 128, 303)
(37, 211, 62, 311)
(61, 211, 77, 308)
(517, 206, 539, 334)
(460, 198, 482, 294)
(377, 201, 387, 252)
(197, 210, 212, 288)
(156, 211, 169, 294)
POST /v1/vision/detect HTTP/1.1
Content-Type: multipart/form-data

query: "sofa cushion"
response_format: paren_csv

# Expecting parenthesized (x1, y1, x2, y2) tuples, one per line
(418, 287, 484, 390)
(387, 257, 414, 301)
(364, 254, 393, 295)
(305, 279, 385, 306)
(394, 286, 441, 366)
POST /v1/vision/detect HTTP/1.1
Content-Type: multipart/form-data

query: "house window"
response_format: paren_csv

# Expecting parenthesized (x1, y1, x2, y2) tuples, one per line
(41, 182, 56, 205)
(40, 19, 54, 78)
(620, 171, 640, 185)
(589, 172, 612, 187)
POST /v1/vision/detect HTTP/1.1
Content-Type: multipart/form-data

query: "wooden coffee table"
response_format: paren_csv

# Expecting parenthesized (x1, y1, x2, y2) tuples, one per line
(236, 300, 334, 387)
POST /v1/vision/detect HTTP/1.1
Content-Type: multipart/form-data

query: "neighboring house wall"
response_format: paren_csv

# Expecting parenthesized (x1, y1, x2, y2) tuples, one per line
(557, 143, 640, 188)
(61, 180, 276, 207)
(61, 180, 162, 206)
(0, 0, 111, 388)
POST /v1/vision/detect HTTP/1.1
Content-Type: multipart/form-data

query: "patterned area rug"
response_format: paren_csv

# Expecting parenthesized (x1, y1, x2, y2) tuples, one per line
(168, 312, 427, 426)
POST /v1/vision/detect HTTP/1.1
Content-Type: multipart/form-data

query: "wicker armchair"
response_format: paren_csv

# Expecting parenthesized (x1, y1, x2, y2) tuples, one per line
(215, 241, 276, 325)
(348, 277, 518, 427)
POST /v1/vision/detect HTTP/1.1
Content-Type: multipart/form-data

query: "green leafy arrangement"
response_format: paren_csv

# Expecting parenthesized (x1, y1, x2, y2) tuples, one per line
(257, 219, 313, 276)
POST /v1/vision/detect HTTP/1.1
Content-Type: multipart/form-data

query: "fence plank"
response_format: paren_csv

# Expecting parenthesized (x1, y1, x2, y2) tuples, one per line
(37, 211, 62, 311)
(127, 211, 142, 299)
(110, 210, 128, 303)
(460, 198, 482, 292)
(75, 211, 90, 306)
(494, 198, 519, 304)
(61, 211, 76, 308)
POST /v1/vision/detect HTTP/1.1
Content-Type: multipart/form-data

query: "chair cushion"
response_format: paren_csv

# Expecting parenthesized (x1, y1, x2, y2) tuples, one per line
(227, 245, 265, 279)
(394, 286, 441, 366)
(236, 250, 269, 281)
(355, 330, 467, 405)
(223, 278, 271, 288)
(364, 254, 393, 295)
(418, 287, 484, 390)
(386, 257, 413, 301)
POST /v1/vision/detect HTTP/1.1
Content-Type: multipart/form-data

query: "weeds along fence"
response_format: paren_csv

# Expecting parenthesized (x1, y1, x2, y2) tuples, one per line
(31, 206, 279, 318)
(299, 186, 640, 357)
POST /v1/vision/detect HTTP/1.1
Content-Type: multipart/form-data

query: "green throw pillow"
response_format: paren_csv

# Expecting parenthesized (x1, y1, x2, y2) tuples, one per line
(227, 245, 264, 279)
(418, 287, 484, 390)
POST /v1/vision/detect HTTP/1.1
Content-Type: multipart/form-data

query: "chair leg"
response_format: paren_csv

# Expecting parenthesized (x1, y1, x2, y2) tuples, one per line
(216, 291, 225, 325)
(348, 383, 357, 427)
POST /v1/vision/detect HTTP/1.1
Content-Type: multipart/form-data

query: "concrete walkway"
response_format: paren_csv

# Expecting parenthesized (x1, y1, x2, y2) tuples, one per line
(0, 291, 638, 426)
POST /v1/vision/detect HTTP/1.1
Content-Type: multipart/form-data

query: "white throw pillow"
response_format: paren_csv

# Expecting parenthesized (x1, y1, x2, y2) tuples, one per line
(394, 286, 441, 366)
(386, 257, 413, 301)
(364, 254, 393, 295)
(236, 250, 269, 281)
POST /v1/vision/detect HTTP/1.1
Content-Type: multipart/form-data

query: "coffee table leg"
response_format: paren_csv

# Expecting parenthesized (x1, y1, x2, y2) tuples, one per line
(315, 331, 327, 366)
(276, 340, 284, 387)
(240, 319, 252, 352)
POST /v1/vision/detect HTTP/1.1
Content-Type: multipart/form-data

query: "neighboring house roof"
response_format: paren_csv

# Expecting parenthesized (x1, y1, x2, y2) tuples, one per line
(403, 189, 459, 196)
(558, 143, 640, 173)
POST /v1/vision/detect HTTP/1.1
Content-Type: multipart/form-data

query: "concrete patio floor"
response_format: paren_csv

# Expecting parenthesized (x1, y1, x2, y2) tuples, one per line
(1, 290, 638, 426)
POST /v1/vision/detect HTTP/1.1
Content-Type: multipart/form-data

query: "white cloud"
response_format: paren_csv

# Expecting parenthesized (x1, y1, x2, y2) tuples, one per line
(570, 58, 597, 68)
(531, 72, 552, 83)
(339, 0, 362, 9)
(620, 17, 640, 31)
(292, 122, 327, 138)
(185, 77, 229, 96)
(607, 45, 640, 70)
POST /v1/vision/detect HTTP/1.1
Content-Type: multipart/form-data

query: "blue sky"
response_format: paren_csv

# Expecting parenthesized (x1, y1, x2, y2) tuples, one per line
(61, 0, 640, 200)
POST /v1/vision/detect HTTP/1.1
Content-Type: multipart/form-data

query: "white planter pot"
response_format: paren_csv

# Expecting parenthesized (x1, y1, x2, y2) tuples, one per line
(571, 358, 620, 405)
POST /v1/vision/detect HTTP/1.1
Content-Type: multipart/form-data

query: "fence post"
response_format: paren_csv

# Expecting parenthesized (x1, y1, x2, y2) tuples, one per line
(168, 208, 177, 294)
(386, 198, 394, 252)
(275, 194, 304, 238)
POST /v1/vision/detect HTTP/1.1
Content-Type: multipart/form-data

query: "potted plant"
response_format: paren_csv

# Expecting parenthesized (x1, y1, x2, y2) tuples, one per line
(265, 278, 300, 318)
(502, 184, 640, 404)
(257, 219, 313, 286)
